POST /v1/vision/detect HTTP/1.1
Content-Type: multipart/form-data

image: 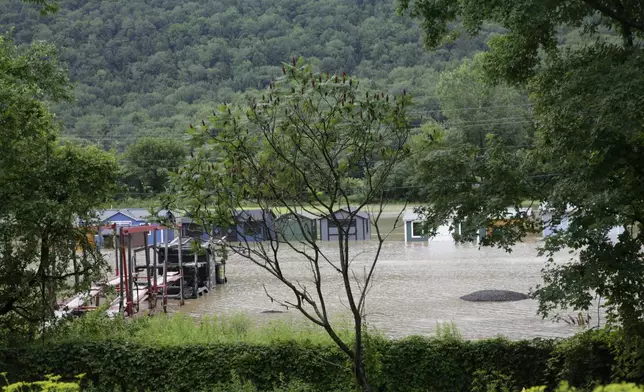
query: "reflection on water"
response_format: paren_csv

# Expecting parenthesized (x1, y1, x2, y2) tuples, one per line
(177, 237, 589, 340)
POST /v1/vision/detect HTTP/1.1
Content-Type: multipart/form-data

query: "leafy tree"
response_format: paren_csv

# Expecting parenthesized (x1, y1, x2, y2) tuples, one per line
(166, 61, 412, 392)
(0, 34, 117, 340)
(399, 0, 644, 333)
(19, 0, 58, 14)
(119, 137, 187, 195)
(435, 53, 532, 148)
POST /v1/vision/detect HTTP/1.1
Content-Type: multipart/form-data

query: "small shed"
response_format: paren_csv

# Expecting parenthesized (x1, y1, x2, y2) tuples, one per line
(179, 210, 275, 243)
(320, 208, 370, 241)
(403, 209, 460, 243)
(235, 209, 276, 242)
(99, 208, 174, 245)
(275, 211, 319, 242)
(403, 210, 427, 243)
(178, 216, 239, 242)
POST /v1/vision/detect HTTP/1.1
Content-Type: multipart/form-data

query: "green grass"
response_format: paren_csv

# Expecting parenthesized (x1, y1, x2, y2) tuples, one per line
(48, 312, 354, 346)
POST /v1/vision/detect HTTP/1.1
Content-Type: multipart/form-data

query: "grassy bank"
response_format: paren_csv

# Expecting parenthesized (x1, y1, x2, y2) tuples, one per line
(48, 312, 353, 346)
(1, 313, 634, 392)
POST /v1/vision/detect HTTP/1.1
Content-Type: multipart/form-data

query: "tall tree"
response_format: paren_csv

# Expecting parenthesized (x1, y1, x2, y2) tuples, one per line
(435, 53, 532, 148)
(167, 61, 412, 392)
(0, 34, 117, 340)
(119, 137, 187, 196)
(399, 0, 644, 337)
(20, 0, 58, 14)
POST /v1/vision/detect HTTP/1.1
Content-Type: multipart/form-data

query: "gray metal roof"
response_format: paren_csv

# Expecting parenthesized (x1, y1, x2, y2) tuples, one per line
(179, 209, 274, 224)
(235, 209, 274, 222)
(276, 210, 320, 221)
(323, 207, 370, 220)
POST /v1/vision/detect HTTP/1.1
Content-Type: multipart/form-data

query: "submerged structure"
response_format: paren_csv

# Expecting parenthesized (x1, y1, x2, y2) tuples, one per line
(275, 210, 319, 241)
(460, 290, 529, 302)
(57, 223, 227, 319)
(320, 208, 370, 241)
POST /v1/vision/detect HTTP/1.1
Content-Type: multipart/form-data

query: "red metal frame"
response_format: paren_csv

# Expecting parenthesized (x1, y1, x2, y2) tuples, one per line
(119, 227, 131, 315)
(116, 223, 181, 316)
(121, 224, 167, 235)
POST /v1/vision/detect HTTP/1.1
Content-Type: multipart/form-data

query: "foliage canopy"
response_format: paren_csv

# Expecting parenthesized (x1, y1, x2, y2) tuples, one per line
(400, 0, 644, 330)
(0, 34, 117, 339)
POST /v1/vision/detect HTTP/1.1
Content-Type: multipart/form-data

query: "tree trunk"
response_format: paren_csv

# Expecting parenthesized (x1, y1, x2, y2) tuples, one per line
(353, 316, 372, 392)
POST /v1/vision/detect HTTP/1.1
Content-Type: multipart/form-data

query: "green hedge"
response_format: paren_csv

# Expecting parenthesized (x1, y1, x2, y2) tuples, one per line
(0, 330, 631, 392)
(526, 382, 644, 392)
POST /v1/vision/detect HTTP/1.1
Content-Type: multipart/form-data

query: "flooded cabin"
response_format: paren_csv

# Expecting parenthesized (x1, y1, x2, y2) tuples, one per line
(236, 209, 276, 242)
(403, 209, 460, 243)
(275, 211, 319, 242)
(320, 208, 370, 241)
(179, 209, 275, 243)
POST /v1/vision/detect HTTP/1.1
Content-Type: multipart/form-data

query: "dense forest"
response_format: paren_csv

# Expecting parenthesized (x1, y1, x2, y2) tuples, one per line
(1, 0, 499, 149)
(0, 0, 615, 199)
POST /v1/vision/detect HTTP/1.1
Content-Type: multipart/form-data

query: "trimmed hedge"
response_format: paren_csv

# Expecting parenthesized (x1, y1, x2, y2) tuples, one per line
(0, 330, 630, 392)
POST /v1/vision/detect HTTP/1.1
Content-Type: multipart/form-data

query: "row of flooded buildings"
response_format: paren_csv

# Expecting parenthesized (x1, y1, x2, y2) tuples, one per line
(96, 207, 373, 244)
(96, 205, 617, 246)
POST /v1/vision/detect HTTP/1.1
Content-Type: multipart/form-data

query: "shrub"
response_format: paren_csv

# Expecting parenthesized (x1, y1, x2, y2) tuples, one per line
(2, 315, 643, 392)
(471, 369, 516, 392)
(1, 374, 82, 392)
(524, 381, 644, 392)
(548, 330, 614, 389)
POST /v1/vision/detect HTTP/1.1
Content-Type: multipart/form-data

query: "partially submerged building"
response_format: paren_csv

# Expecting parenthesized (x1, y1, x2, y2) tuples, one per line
(179, 209, 275, 243)
(275, 210, 319, 242)
(403, 209, 460, 243)
(320, 208, 370, 241)
(99, 208, 174, 246)
(540, 206, 625, 243)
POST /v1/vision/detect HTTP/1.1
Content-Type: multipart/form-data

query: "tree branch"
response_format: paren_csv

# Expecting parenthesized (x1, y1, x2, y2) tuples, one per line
(583, 0, 644, 34)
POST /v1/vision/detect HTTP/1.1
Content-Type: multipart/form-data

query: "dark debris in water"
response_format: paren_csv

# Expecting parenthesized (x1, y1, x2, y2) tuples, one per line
(460, 290, 529, 302)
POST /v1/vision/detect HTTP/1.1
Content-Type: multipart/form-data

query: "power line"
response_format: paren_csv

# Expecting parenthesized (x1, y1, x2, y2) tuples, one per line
(58, 103, 534, 127)
(62, 118, 534, 140)
(113, 172, 559, 198)
(408, 103, 533, 115)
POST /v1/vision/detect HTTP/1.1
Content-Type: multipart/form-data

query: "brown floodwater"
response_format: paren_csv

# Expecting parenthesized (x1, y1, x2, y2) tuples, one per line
(175, 239, 590, 340)
(105, 215, 594, 340)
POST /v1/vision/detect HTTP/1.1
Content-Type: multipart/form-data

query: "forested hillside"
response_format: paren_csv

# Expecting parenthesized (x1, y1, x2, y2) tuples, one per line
(0, 0, 499, 148)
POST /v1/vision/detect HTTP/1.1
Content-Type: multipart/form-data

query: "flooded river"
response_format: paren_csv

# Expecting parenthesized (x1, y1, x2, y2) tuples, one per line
(172, 237, 587, 340)
(105, 213, 593, 340)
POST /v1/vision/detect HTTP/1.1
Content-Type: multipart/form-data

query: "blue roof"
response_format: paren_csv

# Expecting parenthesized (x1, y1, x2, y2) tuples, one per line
(99, 208, 172, 223)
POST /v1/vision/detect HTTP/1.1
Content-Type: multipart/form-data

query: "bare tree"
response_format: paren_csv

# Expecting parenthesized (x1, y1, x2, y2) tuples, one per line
(168, 60, 412, 391)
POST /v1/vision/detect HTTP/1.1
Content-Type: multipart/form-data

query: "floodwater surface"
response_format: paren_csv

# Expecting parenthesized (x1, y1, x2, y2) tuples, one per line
(175, 238, 587, 340)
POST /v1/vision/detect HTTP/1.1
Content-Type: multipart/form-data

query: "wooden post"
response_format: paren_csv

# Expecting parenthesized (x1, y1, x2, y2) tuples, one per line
(143, 231, 152, 310)
(208, 244, 213, 290)
(152, 228, 158, 311)
(127, 232, 134, 315)
(193, 243, 198, 297)
(163, 228, 169, 313)
(119, 227, 127, 315)
(115, 229, 122, 312)
(113, 224, 119, 276)
(178, 224, 184, 305)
